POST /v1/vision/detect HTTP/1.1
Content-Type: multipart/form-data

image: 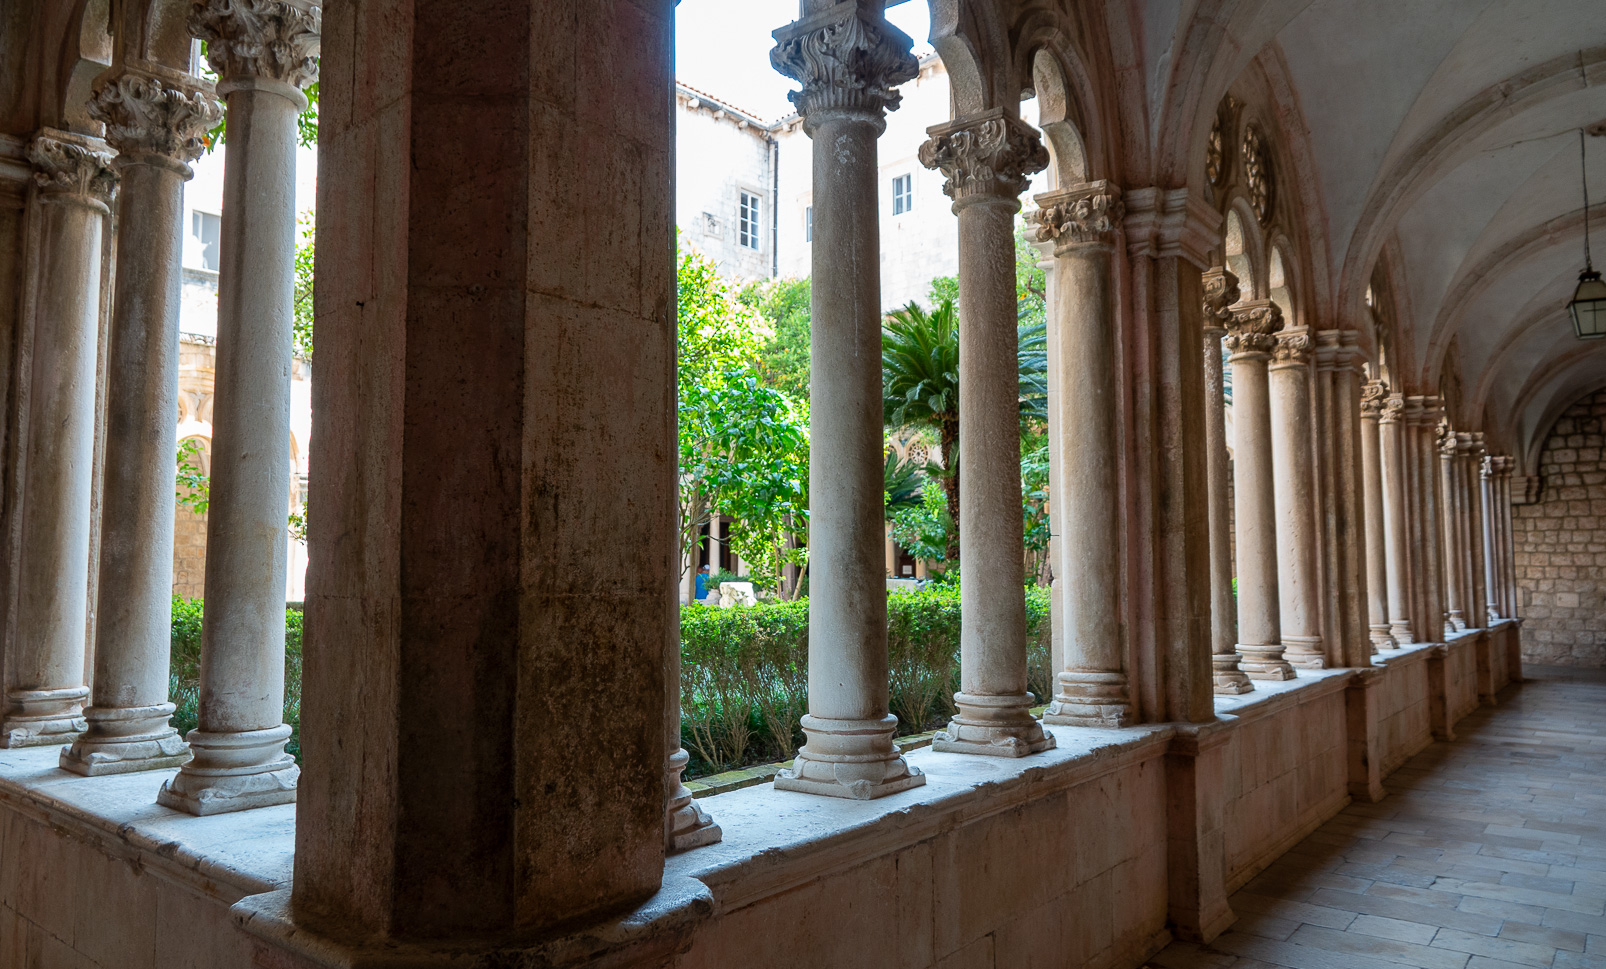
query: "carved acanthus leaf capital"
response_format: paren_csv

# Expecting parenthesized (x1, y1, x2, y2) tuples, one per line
(1223, 300, 1282, 355)
(1482, 454, 1512, 478)
(1378, 393, 1405, 424)
(89, 71, 223, 163)
(27, 131, 117, 202)
(1272, 331, 1312, 364)
(918, 111, 1047, 203)
(1360, 378, 1388, 418)
(1030, 183, 1124, 248)
(189, 0, 321, 90)
(771, 2, 917, 125)
(1436, 420, 1457, 455)
(1200, 265, 1241, 331)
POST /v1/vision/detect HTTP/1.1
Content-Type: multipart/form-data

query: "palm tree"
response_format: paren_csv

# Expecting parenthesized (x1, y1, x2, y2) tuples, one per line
(882, 296, 1048, 562)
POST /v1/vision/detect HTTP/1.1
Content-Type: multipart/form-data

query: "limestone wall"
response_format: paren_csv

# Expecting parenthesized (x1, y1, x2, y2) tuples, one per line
(1513, 388, 1606, 666)
(1445, 631, 1481, 724)
(1372, 647, 1434, 777)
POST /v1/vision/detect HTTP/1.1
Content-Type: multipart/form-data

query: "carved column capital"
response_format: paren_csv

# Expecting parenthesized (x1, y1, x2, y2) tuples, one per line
(771, 1, 917, 128)
(1272, 331, 1312, 365)
(1482, 454, 1512, 478)
(1223, 299, 1282, 356)
(1200, 264, 1241, 335)
(1379, 393, 1405, 425)
(1030, 182, 1124, 251)
(918, 110, 1047, 206)
(89, 70, 223, 165)
(1437, 420, 1458, 456)
(27, 129, 117, 204)
(189, 0, 321, 91)
(1361, 379, 1388, 419)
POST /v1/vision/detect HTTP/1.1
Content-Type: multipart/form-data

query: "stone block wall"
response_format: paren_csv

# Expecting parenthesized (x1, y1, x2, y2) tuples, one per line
(1513, 388, 1606, 666)
(172, 504, 207, 599)
(1373, 649, 1433, 777)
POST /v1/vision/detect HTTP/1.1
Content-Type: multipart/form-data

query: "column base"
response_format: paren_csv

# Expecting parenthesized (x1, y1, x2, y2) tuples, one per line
(1237, 644, 1296, 680)
(157, 724, 299, 816)
(1043, 670, 1133, 727)
(60, 703, 190, 776)
(1283, 635, 1326, 669)
(933, 692, 1056, 757)
(666, 747, 721, 853)
(773, 714, 925, 800)
(1448, 611, 1467, 632)
(1369, 624, 1398, 651)
(1211, 653, 1254, 695)
(1388, 621, 1414, 644)
(1, 687, 89, 748)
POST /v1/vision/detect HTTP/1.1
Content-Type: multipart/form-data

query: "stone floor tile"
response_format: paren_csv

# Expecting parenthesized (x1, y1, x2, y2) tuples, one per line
(1305, 888, 1502, 936)
(1553, 951, 1606, 969)
(1209, 931, 1437, 969)
(1232, 912, 1302, 941)
(1465, 957, 1556, 969)
(1233, 893, 1359, 931)
(1541, 907, 1606, 935)
(1429, 927, 1557, 967)
(1457, 895, 1549, 922)
(1369, 881, 1465, 909)
(1146, 941, 1239, 969)
(1497, 920, 1589, 952)
(1346, 914, 1440, 945)
(1287, 924, 1471, 969)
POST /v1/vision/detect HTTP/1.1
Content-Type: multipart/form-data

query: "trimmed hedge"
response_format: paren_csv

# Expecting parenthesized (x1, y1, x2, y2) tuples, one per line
(680, 586, 1052, 777)
(169, 596, 304, 762)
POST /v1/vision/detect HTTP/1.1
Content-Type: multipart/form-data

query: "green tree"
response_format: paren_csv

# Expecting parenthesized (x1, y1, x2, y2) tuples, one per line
(739, 276, 812, 402)
(176, 439, 209, 514)
(889, 479, 953, 569)
(293, 211, 314, 360)
(882, 297, 961, 558)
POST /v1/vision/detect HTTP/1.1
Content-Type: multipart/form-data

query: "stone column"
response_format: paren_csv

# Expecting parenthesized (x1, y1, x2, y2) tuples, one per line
(1500, 459, 1518, 617)
(1317, 332, 1369, 668)
(1482, 455, 1505, 620)
(60, 72, 222, 775)
(1225, 302, 1294, 679)
(1465, 434, 1489, 627)
(1378, 393, 1413, 643)
(772, 1, 924, 798)
(1412, 398, 1448, 641)
(1, 131, 116, 748)
(920, 111, 1054, 754)
(1268, 330, 1325, 668)
(1359, 380, 1396, 650)
(1032, 184, 1136, 724)
(1202, 267, 1251, 693)
(1437, 421, 1466, 633)
(158, 0, 318, 815)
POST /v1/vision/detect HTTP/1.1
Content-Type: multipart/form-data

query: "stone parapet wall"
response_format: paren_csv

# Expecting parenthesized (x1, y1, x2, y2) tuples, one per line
(0, 635, 1514, 969)
(1513, 388, 1606, 666)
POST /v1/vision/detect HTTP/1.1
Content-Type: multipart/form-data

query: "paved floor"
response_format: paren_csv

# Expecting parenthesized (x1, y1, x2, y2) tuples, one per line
(1152, 665, 1606, 969)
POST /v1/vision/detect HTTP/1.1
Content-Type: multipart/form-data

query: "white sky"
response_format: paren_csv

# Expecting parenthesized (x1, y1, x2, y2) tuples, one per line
(675, 1, 934, 123)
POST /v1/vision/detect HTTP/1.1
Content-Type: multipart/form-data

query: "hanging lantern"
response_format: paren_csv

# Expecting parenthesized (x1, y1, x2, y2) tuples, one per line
(1570, 269, 1606, 339)
(1571, 129, 1606, 339)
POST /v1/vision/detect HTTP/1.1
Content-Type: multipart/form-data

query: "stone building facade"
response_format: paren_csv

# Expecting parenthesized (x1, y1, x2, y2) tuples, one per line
(1513, 387, 1606, 666)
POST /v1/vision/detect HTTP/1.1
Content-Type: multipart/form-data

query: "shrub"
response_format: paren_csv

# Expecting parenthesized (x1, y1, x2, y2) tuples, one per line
(679, 586, 1054, 778)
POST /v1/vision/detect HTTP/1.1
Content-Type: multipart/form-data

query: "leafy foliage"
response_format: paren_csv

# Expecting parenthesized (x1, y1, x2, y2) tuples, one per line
(882, 297, 961, 557)
(889, 479, 953, 567)
(883, 447, 925, 515)
(739, 276, 812, 402)
(176, 438, 210, 514)
(292, 210, 314, 360)
(678, 587, 1052, 776)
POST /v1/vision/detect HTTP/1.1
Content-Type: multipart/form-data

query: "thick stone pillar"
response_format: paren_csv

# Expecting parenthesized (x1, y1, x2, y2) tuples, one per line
(289, 0, 679, 944)
(1, 131, 116, 748)
(1316, 332, 1369, 667)
(1465, 434, 1489, 628)
(158, 0, 318, 815)
(1268, 330, 1325, 668)
(61, 72, 222, 775)
(1359, 381, 1396, 650)
(920, 111, 1054, 755)
(1225, 302, 1293, 679)
(1032, 184, 1135, 725)
(1201, 267, 1251, 693)
(1378, 393, 1413, 643)
(1439, 423, 1467, 632)
(772, 1, 924, 797)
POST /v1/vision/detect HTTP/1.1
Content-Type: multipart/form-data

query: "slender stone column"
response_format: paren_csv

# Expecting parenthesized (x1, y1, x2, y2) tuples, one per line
(1031, 184, 1136, 724)
(1483, 455, 1511, 620)
(1438, 421, 1466, 633)
(159, 0, 318, 815)
(1202, 267, 1251, 693)
(920, 111, 1054, 754)
(1318, 332, 1369, 668)
(1, 131, 116, 748)
(1498, 459, 1517, 617)
(1412, 398, 1448, 640)
(1359, 380, 1396, 650)
(1225, 302, 1294, 679)
(1378, 393, 1413, 643)
(1465, 434, 1489, 627)
(1268, 330, 1325, 668)
(772, 1, 924, 798)
(60, 72, 222, 774)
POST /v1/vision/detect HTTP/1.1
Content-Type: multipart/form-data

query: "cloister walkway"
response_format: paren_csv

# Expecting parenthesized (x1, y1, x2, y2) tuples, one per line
(1154, 667, 1606, 969)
